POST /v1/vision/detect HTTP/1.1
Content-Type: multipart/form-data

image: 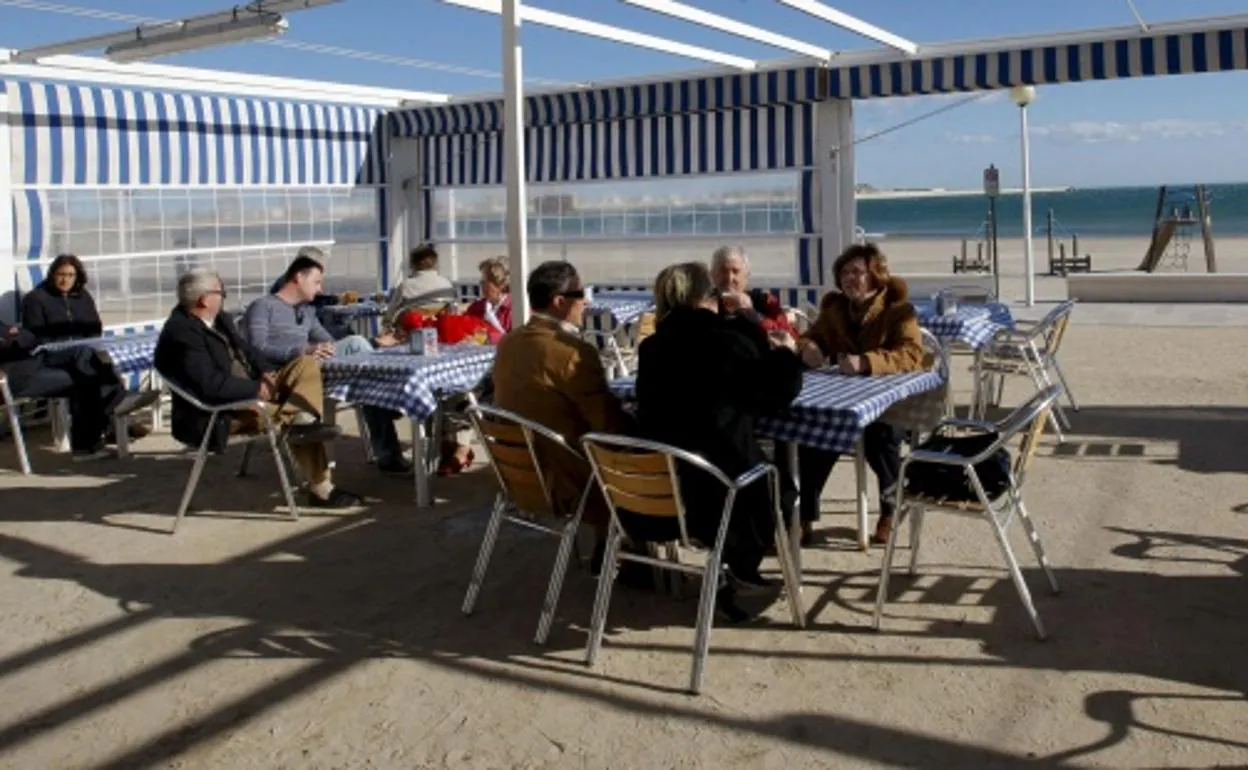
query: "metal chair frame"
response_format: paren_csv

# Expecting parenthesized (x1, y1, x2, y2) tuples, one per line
(161, 375, 299, 534)
(972, 300, 1078, 440)
(0, 373, 32, 474)
(873, 384, 1063, 639)
(462, 404, 592, 645)
(581, 433, 804, 695)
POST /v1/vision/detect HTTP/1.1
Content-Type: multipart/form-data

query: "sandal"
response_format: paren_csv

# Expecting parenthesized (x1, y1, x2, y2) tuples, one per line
(437, 448, 475, 477)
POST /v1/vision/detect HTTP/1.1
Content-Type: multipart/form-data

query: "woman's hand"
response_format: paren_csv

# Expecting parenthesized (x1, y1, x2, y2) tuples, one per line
(767, 329, 797, 352)
(799, 340, 825, 368)
(837, 353, 866, 375)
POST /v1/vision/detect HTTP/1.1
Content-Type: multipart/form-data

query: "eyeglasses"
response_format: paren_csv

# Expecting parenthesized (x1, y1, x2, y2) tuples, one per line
(559, 289, 586, 300)
(206, 289, 228, 298)
(53, 272, 77, 280)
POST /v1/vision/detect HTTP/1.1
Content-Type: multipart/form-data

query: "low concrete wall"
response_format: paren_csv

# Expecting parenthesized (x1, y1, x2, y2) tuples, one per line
(1067, 273, 1248, 303)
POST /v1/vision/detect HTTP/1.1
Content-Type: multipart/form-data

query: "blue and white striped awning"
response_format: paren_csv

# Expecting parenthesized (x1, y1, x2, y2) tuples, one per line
(829, 24, 1248, 98)
(391, 66, 823, 137)
(4, 79, 389, 186)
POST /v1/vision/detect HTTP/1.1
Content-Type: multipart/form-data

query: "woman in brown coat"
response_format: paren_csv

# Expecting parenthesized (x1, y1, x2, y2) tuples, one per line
(789, 243, 925, 546)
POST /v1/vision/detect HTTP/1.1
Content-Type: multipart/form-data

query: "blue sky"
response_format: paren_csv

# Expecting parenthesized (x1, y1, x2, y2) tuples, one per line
(3, 0, 1248, 189)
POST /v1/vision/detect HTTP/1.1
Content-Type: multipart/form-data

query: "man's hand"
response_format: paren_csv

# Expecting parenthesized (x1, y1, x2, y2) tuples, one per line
(767, 330, 797, 352)
(257, 375, 277, 403)
(799, 340, 825, 369)
(720, 291, 753, 314)
(373, 331, 400, 348)
(3, 325, 20, 338)
(837, 353, 866, 375)
(304, 342, 334, 359)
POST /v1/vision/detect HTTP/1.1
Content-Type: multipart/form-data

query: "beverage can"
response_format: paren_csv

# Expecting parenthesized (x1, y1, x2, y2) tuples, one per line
(421, 327, 440, 355)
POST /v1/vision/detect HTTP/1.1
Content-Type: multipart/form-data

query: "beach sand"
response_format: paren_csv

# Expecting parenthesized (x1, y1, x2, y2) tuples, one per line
(1, 323, 1246, 768)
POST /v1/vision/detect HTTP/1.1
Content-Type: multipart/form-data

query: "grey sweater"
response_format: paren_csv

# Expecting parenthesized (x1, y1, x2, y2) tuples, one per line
(243, 294, 333, 366)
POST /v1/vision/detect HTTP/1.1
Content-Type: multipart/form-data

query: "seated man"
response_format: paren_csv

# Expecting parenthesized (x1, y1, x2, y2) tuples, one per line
(710, 245, 798, 337)
(155, 268, 362, 508)
(382, 243, 457, 329)
(244, 251, 411, 475)
(493, 261, 635, 568)
(1, 322, 125, 460)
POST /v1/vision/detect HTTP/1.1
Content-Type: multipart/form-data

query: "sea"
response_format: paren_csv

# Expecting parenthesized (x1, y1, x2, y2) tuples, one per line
(435, 183, 1248, 242)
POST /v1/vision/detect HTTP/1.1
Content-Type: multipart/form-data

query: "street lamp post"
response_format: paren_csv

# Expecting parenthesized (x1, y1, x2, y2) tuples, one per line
(1010, 84, 1037, 307)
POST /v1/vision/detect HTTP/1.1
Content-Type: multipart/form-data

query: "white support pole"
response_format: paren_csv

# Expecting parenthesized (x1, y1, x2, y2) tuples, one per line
(1019, 104, 1035, 306)
(446, 188, 459, 282)
(0, 91, 15, 324)
(387, 138, 419, 292)
(815, 99, 856, 290)
(502, 0, 530, 324)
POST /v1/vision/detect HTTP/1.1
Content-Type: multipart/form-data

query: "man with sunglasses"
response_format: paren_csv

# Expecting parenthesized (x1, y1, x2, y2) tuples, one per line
(492, 261, 634, 571)
(155, 269, 362, 509)
(244, 251, 411, 475)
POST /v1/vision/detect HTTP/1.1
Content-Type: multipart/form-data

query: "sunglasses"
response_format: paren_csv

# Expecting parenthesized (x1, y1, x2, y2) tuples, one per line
(559, 289, 586, 300)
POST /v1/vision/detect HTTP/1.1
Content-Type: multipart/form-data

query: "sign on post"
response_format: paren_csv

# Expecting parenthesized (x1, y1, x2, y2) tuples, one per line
(983, 164, 1000, 197)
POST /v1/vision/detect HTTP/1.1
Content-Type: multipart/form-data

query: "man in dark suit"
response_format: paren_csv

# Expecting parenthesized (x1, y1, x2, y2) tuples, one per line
(153, 269, 361, 509)
(1, 322, 125, 459)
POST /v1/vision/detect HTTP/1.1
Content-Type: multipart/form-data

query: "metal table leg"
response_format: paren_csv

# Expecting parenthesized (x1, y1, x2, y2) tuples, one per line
(854, 437, 870, 551)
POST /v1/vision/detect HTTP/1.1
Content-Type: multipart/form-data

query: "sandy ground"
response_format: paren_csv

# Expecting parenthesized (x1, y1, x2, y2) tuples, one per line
(1, 323, 1247, 769)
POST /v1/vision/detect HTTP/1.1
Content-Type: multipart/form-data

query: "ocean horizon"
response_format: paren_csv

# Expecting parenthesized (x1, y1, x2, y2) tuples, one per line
(433, 183, 1248, 243)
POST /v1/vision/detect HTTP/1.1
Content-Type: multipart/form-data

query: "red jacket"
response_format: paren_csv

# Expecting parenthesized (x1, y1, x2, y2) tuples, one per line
(465, 293, 512, 343)
(719, 289, 797, 338)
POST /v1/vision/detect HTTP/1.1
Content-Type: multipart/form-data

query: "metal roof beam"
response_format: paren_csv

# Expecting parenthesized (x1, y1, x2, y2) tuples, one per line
(10, 0, 340, 63)
(777, 0, 917, 55)
(440, 0, 757, 70)
(621, 0, 831, 61)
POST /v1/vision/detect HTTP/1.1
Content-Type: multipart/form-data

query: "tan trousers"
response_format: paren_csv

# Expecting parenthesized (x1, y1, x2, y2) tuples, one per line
(231, 356, 331, 486)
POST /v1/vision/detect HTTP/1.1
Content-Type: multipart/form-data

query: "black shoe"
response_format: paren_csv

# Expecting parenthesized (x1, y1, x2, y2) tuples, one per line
(715, 586, 758, 624)
(728, 567, 781, 596)
(104, 422, 151, 445)
(304, 487, 364, 509)
(377, 456, 414, 475)
(72, 440, 110, 461)
(285, 423, 343, 446)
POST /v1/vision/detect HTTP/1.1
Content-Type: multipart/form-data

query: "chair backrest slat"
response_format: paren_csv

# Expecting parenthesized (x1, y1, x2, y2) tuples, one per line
(469, 404, 586, 519)
(585, 443, 681, 520)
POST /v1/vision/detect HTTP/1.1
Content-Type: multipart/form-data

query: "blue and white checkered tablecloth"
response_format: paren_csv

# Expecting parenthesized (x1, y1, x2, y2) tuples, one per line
(913, 300, 1014, 349)
(321, 344, 496, 420)
(36, 333, 160, 375)
(611, 368, 945, 454)
(318, 300, 384, 320)
(586, 295, 655, 329)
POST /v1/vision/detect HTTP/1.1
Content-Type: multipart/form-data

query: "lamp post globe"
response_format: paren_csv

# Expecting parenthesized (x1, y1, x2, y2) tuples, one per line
(1010, 84, 1036, 107)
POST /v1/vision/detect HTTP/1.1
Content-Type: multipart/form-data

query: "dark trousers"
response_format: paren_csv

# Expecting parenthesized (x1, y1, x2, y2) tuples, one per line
(775, 423, 903, 524)
(11, 347, 123, 452)
(360, 406, 403, 463)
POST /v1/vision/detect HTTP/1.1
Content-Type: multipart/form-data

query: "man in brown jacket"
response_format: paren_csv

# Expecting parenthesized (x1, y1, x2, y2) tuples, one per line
(492, 261, 634, 568)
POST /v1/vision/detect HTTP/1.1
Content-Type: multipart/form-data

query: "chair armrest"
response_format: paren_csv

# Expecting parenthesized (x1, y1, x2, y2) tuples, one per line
(208, 398, 267, 413)
(732, 462, 774, 492)
(906, 449, 972, 467)
(931, 418, 996, 437)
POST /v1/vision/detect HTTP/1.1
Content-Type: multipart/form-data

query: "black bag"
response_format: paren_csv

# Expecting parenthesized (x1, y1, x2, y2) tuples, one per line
(904, 431, 1013, 503)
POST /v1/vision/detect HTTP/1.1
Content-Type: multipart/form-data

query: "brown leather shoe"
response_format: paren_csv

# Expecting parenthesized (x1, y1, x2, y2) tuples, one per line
(870, 515, 894, 546)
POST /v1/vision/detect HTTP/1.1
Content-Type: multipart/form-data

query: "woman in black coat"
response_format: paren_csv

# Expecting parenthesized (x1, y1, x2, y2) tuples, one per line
(633, 261, 803, 619)
(21, 254, 103, 342)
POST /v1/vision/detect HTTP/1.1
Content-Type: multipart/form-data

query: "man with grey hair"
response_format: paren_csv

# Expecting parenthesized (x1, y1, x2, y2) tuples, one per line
(709, 245, 796, 337)
(155, 268, 363, 509)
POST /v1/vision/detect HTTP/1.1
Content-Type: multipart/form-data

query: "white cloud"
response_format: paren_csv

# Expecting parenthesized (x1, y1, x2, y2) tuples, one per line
(945, 132, 996, 144)
(1031, 119, 1248, 144)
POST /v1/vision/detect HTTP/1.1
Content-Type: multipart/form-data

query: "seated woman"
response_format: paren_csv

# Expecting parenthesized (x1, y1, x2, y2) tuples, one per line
(464, 256, 512, 343)
(21, 254, 103, 342)
(634, 261, 803, 622)
(790, 243, 925, 547)
(382, 243, 457, 329)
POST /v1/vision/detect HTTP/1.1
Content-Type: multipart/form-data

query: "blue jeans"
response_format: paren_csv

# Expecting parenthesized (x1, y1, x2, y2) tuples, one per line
(331, 335, 404, 464)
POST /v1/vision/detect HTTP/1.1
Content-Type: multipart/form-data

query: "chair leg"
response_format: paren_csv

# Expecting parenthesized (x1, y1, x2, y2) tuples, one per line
(3, 403, 32, 475)
(462, 495, 507, 616)
(664, 542, 683, 600)
(173, 414, 219, 534)
(535, 515, 581, 645)
(872, 505, 908, 631)
(1025, 363, 1066, 440)
(353, 406, 376, 464)
(1014, 496, 1059, 594)
(237, 441, 255, 477)
(985, 507, 1047, 640)
(1049, 357, 1079, 412)
(586, 528, 624, 668)
(907, 505, 925, 576)
(688, 552, 723, 695)
(266, 428, 300, 521)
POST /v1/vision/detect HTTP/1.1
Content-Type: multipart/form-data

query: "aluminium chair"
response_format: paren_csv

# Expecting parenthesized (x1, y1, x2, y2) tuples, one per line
(873, 384, 1063, 639)
(581, 433, 804, 695)
(160, 374, 299, 534)
(462, 404, 592, 645)
(972, 300, 1078, 440)
(0, 372, 33, 474)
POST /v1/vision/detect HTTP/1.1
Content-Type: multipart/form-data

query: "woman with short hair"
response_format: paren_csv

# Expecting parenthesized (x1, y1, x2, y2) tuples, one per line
(633, 261, 803, 622)
(465, 256, 512, 343)
(790, 243, 925, 546)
